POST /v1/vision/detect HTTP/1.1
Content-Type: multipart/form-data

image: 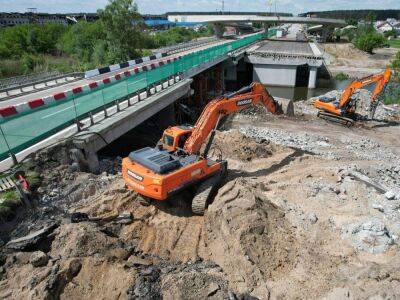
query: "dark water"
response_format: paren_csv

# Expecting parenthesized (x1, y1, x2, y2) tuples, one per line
(265, 79, 353, 101)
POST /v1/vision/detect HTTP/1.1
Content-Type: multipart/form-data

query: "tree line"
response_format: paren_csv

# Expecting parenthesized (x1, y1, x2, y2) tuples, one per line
(0, 0, 213, 78)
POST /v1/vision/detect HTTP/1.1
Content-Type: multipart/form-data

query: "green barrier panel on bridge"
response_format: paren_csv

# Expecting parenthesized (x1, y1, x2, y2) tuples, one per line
(0, 30, 276, 162)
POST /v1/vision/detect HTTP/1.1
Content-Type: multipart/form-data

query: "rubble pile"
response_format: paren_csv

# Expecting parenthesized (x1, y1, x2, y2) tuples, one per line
(1, 87, 400, 299)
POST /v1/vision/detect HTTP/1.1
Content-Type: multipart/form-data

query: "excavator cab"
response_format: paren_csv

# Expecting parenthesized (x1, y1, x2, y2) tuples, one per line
(159, 125, 193, 152)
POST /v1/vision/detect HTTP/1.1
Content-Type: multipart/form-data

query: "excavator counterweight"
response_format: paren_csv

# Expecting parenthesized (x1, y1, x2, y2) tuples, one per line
(122, 82, 282, 214)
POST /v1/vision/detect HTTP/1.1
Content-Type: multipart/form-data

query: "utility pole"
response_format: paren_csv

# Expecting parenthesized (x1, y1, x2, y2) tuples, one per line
(222, 0, 225, 14)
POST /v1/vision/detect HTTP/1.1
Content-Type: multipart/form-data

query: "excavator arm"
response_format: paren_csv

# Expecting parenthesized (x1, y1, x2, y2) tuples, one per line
(183, 82, 281, 154)
(338, 68, 392, 109)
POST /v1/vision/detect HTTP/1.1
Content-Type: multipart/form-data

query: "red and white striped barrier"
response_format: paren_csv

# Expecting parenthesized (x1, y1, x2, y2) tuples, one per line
(0, 57, 181, 120)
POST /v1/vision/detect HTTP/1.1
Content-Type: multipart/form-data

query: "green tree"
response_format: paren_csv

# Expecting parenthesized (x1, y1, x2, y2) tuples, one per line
(348, 25, 386, 54)
(385, 51, 400, 104)
(98, 0, 144, 63)
(384, 29, 398, 38)
(59, 21, 105, 64)
(346, 18, 358, 26)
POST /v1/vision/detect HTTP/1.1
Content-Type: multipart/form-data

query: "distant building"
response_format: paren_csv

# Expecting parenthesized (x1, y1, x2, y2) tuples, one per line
(377, 22, 394, 32)
(0, 12, 98, 27)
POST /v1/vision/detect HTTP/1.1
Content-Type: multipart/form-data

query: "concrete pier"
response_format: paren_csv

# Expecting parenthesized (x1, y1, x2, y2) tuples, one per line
(245, 40, 324, 88)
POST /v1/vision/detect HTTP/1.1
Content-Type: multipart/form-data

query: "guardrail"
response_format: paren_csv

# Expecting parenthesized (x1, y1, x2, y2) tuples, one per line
(0, 72, 84, 100)
(0, 30, 273, 163)
(156, 37, 219, 55)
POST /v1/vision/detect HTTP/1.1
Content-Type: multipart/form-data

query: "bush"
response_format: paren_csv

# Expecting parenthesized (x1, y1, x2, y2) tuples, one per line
(384, 51, 400, 104)
(384, 29, 398, 38)
(354, 30, 386, 54)
(0, 190, 21, 223)
(335, 72, 350, 81)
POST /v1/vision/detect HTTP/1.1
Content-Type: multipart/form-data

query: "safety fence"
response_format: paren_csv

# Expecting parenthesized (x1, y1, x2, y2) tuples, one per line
(0, 30, 276, 162)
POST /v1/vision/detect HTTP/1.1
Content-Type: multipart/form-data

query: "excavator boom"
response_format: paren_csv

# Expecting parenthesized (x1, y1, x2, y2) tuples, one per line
(184, 82, 281, 154)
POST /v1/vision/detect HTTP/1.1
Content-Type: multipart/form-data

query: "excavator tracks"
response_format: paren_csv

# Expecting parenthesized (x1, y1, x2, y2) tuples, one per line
(191, 176, 217, 215)
(191, 161, 227, 215)
(317, 111, 354, 127)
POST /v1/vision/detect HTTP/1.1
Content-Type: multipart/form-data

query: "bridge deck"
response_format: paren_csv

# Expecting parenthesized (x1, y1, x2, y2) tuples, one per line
(256, 41, 314, 56)
(0, 39, 228, 108)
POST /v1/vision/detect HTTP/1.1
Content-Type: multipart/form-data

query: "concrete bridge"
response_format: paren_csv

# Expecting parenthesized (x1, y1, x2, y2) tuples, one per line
(168, 14, 346, 41)
(0, 31, 326, 172)
(167, 14, 346, 27)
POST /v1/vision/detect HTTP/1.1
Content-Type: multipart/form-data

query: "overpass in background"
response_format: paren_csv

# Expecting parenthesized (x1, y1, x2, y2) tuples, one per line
(167, 14, 346, 27)
(168, 14, 346, 41)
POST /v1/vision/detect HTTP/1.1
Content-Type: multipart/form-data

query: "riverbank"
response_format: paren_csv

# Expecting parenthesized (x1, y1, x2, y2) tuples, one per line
(322, 42, 397, 77)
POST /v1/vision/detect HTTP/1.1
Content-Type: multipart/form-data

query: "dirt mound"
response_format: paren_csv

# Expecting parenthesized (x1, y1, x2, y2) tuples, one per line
(61, 257, 135, 300)
(50, 223, 125, 259)
(203, 178, 298, 298)
(212, 129, 280, 162)
(73, 179, 205, 263)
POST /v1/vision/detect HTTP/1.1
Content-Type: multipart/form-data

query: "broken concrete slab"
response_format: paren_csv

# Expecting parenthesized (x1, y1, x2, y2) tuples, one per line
(6, 223, 58, 251)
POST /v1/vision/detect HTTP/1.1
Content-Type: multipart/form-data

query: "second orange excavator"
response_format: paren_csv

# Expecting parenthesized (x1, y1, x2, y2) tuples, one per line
(314, 68, 392, 126)
(122, 82, 282, 215)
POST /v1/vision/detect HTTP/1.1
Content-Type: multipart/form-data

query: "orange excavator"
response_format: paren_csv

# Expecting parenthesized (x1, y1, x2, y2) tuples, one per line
(314, 68, 392, 126)
(122, 82, 282, 214)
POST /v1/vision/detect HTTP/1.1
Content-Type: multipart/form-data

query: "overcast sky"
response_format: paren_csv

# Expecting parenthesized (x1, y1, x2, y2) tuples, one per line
(1, 0, 400, 15)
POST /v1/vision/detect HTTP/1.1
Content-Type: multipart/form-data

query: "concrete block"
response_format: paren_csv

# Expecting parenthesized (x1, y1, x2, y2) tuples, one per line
(162, 81, 169, 89)
(130, 95, 139, 105)
(85, 69, 100, 78)
(139, 91, 148, 100)
(150, 87, 156, 95)
(169, 79, 174, 86)
(175, 76, 181, 83)
(156, 85, 162, 92)
(109, 64, 120, 72)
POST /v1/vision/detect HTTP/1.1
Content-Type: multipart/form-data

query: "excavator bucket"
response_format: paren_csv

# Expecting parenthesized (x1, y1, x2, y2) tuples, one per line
(275, 98, 294, 116)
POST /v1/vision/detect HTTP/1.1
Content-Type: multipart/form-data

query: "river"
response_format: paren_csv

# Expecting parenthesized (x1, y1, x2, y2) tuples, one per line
(264, 79, 353, 101)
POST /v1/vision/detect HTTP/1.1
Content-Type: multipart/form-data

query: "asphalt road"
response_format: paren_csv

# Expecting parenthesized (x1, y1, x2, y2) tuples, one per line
(0, 39, 229, 108)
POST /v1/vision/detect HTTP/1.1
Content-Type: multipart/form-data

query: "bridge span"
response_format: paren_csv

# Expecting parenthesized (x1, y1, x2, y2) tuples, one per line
(0, 29, 322, 172)
(167, 15, 346, 27)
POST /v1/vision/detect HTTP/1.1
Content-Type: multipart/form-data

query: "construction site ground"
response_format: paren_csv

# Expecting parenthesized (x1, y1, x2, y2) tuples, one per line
(322, 42, 398, 77)
(0, 90, 399, 299)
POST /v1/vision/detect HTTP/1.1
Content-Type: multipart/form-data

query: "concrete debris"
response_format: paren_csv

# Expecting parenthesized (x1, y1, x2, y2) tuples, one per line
(385, 190, 396, 200)
(350, 220, 395, 254)
(207, 282, 220, 296)
(30, 251, 49, 267)
(6, 223, 58, 251)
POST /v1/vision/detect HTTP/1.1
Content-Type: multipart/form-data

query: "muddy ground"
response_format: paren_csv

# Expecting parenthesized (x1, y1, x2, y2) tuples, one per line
(0, 95, 400, 299)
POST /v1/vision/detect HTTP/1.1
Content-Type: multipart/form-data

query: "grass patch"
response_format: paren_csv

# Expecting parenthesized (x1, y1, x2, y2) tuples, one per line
(384, 95, 400, 104)
(389, 39, 400, 49)
(0, 190, 21, 223)
(335, 72, 350, 81)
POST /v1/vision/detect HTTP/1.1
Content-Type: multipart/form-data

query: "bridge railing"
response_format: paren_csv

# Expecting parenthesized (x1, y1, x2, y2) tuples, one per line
(0, 30, 274, 162)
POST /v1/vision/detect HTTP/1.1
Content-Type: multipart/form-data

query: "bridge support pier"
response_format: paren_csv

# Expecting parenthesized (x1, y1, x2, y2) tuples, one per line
(308, 66, 318, 89)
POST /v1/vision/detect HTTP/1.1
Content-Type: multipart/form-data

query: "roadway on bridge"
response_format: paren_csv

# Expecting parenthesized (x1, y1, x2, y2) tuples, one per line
(0, 38, 231, 108)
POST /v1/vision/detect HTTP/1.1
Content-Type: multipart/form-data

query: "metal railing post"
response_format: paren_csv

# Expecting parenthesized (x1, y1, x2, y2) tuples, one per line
(0, 124, 17, 166)
(71, 94, 81, 132)
(101, 89, 108, 118)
